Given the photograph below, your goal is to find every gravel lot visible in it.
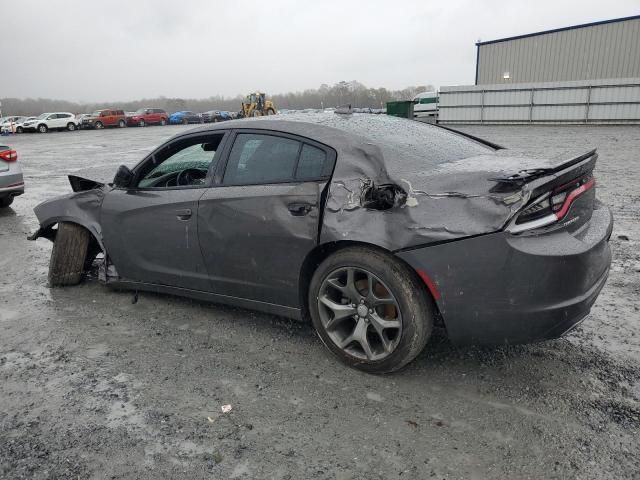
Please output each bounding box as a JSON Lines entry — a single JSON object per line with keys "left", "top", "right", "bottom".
{"left": 1, "top": 123, "right": 639, "bottom": 479}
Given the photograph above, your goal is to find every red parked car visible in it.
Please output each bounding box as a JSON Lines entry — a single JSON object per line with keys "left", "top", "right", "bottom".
{"left": 126, "top": 108, "right": 168, "bottom": 127}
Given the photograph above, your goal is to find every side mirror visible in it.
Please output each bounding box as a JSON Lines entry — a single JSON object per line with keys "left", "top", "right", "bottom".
{"left": 113, "top": 165, "right": 133, "bottom": 188}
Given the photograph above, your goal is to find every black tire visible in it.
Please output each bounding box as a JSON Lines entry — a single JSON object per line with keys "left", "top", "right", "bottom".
{"left": 308, "top": 247, "right": 434, "bottom": 373}
{"left": 95, "top": 121, "right": 104, "bottom": 129}
{"left": 0, "top": 196, "right": 14, "bottom": 208}
{"left": 182, "top": 118, "right": 189, "bottom": 125}
{"left": 118, "top": 119, "right": 126, "bottom": 128}
{"left": 48, "top": 222, "right": 90, "bottom": 287}
{"left": 138, "top": 119, "right": 145, "bottom": 127}
{"left": 16, "top": 126, "right": 23, "bottom": 134}
{"left": 160, "top": 118, "right": 167, "bottom": 126}
{"left": 67, "top": 122, "right": 76, "bottom": 131}
{"left": 38, "top": 124, "right": 48, "bottom": 133}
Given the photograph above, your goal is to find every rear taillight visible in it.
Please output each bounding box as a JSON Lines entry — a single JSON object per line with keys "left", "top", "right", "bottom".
{"left": 553, "top": 177, "right": 595, "bottom": 220}
{"left": 0, "top": 149, "right": 18, "bottom": 162}
{"left": 507, "top": 175, "right": 595, "bottom": 233}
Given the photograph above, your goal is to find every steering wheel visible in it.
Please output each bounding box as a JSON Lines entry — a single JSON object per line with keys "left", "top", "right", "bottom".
{"left": 176, "top": 168, "right": 207, "bottom": 186}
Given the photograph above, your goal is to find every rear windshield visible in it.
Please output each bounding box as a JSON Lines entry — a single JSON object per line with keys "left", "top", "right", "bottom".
{"left": 277, "top": 113, "right": 493, "bottom": 169}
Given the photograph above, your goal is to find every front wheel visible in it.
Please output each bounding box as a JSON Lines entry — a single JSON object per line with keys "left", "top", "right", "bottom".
{"left": 118, "top": 119, "right": 126, "bottom": 128}
{"left": 38, "top": 124, "right": 48, "bottom": 133}
{"left": 138, "top": 119, "right": 145, "bottom": 127}
{"left": 94, "top": 121, "right": 104, "bottom": 129}
{"left": 308, "top": 247, "right": 434, "bottom": 373}
{"left": 16, "top": 126, "right": 23, "bottom": 134}
{"left": 160, "top": 118, "right": 166, "bottom": 126}
{"left": 48, "top": 222, "right": 90, "bottom": 286}
{"left": 182, "top": 118, "right": 188, "bottom": 125}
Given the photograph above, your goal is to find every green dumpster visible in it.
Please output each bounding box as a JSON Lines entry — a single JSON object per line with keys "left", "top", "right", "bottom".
{"left": 386, "top": 100, "right": 414, "bottom": 119}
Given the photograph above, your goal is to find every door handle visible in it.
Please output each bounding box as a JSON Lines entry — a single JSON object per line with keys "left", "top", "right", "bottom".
{"left": 287, "top": 202, "right": 313, "bottom": 216}
{"left": 175, "top": 208, "right": 192, "bottom": 220}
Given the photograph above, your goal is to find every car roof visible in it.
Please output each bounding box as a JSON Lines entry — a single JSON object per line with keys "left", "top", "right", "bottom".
{"left": 185, "top": 113, "right": 495, "bottom": 164}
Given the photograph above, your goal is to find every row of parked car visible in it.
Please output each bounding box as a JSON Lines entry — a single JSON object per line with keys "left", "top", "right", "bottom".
{"left": 0, "top": 108, "right": 236, "bottom": 134}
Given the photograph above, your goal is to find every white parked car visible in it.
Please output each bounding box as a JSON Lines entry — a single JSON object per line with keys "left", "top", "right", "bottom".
{"left": 1, "top": 116, "right": 37, "bottom": 134}
{"left": 22, "top": 113, "right": 79, "bottom": 133}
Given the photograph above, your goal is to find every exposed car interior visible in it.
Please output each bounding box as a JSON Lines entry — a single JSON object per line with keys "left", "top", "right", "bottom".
{"left": 137, "top": 134, "right": 223, "bottom": 188}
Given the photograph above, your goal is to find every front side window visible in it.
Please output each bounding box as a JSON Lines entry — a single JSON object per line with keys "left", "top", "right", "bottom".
{"left": 223, "top": 134, "right": 301, "bottom": 185}
{"left": 137, "top": 134, "right": 224, "bottom": 189}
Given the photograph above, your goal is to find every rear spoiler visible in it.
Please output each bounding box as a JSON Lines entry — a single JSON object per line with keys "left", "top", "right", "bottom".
{"left": 491, "top": 149, "right": 597, "bottom": 186}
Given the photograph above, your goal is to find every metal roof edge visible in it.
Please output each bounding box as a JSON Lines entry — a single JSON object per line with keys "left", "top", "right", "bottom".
{"left": 476, "top": 14, "right": 640, "bottom": 46}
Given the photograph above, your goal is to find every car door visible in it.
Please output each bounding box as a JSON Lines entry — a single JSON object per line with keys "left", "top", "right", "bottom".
{"left": 58, "top": 113, "right": 71, "bottom": 128}
{"left": 47, "top": 114, "right": 60, "bottom": 128}
{"left": 198, "top": 130, "right": 336, "bottom": 307}
{"left": 101, "top": 131, "right": 228, "bottom": 290}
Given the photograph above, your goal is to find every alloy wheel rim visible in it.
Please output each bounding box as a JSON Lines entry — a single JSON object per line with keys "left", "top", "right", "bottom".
{"left": 317, "top": 267, "right": 402, "bottom": 361}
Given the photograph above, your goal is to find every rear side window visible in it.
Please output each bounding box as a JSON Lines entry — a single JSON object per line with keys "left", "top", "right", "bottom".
{"left": 224, "top": 133, "right": 300, "bottom": 185}
{"left": 296, "top": 144, "right": 329, "bottom": 179}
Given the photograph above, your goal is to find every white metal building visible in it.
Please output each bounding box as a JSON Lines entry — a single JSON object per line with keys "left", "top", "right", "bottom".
{"left": 475, "top": 15, "right": 640, "bottom": 86}
{"left": 438, "top": 15, "right": 640, "bottom": 124}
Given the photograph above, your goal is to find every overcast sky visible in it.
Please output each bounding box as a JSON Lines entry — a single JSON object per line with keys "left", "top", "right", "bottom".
{"left": 2, "top": 0, "right": 638, "bottom": 101}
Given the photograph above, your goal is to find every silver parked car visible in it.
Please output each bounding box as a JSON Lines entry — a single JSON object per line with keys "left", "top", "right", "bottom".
{"left": 0, "top": 145, "right": 24, "bottom": 208}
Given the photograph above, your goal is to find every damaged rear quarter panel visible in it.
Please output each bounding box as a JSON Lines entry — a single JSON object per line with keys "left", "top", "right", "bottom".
{"left": 248, "top": 114, "right": 533, "bottom": 251}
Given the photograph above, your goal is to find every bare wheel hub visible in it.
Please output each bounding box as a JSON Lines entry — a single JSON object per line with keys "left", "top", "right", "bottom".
{"left": 317, "top": 267, "right": 402, "bottom": 361}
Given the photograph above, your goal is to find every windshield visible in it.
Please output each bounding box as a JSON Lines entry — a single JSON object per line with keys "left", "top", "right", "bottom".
{"left": 135, "top": 109, "right": 146, "bottom": 114}
{"left": 91, "top": 111, "right": 102, "bottom": 117}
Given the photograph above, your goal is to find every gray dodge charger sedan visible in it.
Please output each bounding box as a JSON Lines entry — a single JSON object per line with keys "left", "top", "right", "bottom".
{"left": 30, "top": 114, "right": 613, "bottom": 372}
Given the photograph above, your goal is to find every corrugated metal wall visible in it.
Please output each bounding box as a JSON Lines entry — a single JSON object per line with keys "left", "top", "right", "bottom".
{"left": 476, "top": 16, "right": 640, "bottom": 85}
{"left": 439, "top": 78, "right": 640, "bottom": 124}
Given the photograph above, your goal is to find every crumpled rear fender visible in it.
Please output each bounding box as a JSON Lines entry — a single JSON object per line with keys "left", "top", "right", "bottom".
{"left": 29, "top": 188, "right": 106, "bottom": 251}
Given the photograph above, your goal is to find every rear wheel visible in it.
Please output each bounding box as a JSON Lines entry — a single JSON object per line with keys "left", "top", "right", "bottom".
{"left": 38, "top": 124, "right": 48, "bottom": 133}
{"left": 48, "top": 222, "right": 90, "bottom": 286}
{"left": 309, "top": 247, "right": 434, "bottom": 373}
{"left": 67, "top": 122, "right": 76, "bottom": 131}
{"left": 160, "top": 118, "right": 167, "bottom": 126}
{"left": 0, "top": 197, "right": 14, "bottom": 208}
{"left": 182, "top": 118, "right": 189, "bottom": 125}
{"left": 138, "top": 119, "right": 145, "bottom": 127}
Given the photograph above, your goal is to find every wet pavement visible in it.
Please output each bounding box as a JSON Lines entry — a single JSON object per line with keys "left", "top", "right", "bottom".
{"left": 1, "top": 124, "right": 639, "bottom": 479}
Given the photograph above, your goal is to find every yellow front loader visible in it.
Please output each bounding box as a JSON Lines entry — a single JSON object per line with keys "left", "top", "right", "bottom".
{"left": 240, "top": 92, "right": 276, "bottom": 117}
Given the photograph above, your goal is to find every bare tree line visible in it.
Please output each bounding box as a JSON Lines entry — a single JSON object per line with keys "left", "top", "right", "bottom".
{"left": 1, "top": 81, "right": 434, "bottom": 116}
